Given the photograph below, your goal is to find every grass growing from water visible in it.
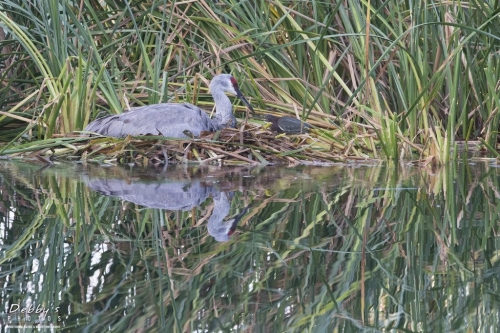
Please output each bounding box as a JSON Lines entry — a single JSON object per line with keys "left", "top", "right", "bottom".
{"left": 1, "top": 0, "right": 499, "bottom": 163}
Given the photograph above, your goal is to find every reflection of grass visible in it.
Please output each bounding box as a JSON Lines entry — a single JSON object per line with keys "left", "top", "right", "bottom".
{"left": 1, "top": 1, "right": 500, "bottom": 163}
{"left": 1, "top": 161, "right": 499, "bottom": 331}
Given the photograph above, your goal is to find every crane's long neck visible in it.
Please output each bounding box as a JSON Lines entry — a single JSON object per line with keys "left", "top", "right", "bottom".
{"left": 211, "top": 90, "right": 237, "bottom": 129}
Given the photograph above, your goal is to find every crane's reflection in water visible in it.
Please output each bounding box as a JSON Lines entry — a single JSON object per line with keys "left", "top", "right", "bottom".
{"left": 82, "top": 165, "right": 252, "bottom": 242}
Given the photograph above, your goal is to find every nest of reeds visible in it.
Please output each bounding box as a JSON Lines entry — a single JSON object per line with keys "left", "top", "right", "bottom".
{"left": 80, "top": 122, "right": 341, "bottom": 166}
{"left": 1, "top": 118, "right": 378, "bottom": 166}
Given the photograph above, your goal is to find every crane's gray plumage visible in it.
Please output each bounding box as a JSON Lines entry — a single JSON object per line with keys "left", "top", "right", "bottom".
{"left": 84, "top": 74, "right": 254, "bottom": 138}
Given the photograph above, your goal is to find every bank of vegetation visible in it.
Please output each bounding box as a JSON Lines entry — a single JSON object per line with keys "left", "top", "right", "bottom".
{"left": 1, "top": 0, "right": 499, "bottom": 165}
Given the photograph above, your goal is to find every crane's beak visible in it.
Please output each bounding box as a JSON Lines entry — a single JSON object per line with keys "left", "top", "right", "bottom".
{"left": 236, "top": 90, "right": 255, "bottom": 115}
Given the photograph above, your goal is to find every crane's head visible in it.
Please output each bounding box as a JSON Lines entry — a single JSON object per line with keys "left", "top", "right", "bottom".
{"left": 210, "top": 74, "right": 255, "bottom": 115}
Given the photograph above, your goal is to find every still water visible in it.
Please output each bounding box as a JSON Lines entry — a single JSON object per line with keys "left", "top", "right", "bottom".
{"left": 0, "top": 159, "right": 499, "bottom": 332}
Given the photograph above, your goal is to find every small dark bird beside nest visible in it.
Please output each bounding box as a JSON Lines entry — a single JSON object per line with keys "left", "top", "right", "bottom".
{"left": 265, "top": 115, "right": 312, "bottom": 134}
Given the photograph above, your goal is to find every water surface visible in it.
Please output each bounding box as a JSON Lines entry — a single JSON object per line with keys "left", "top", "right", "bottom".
{"left": 1, "top": 159, "right": 499, "bottom": 332}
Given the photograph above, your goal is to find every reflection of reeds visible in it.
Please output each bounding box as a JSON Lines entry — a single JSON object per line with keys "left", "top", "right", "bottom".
{"left": 1, "top": 161, "right": 499, "bottom": 331}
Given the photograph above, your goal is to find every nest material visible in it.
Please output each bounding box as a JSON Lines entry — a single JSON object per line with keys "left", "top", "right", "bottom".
{"left": 81, "top": 123, "right": 348, "bottom": 165}
{"left": 3, "top": 121, "right": 376, "bottom": 165}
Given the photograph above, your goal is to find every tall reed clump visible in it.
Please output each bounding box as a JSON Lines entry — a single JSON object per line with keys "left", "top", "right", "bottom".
{"left": 0, "top": 0, "right": 121, "bottom": 145}
{"left": 1, "top": 0, "right": 499, "bottom": 162}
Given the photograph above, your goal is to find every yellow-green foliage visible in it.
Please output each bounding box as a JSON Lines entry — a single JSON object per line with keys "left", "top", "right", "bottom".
{"left": 1, "top": 0, "right": 499, "bottom": 162}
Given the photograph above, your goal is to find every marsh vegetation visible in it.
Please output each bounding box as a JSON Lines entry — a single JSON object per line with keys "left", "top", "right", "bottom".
{"left": 1, "top": 0, "right": 499, "bottom": 164}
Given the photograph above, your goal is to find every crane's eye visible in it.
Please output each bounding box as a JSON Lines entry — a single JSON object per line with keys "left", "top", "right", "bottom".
{"left": 230, "top": 77, "right": 239, "bottom": 89}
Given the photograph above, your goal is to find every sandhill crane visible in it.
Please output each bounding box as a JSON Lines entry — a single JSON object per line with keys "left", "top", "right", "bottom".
{"left": 84, "top": 74, "right": 254, "bottom": 138}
